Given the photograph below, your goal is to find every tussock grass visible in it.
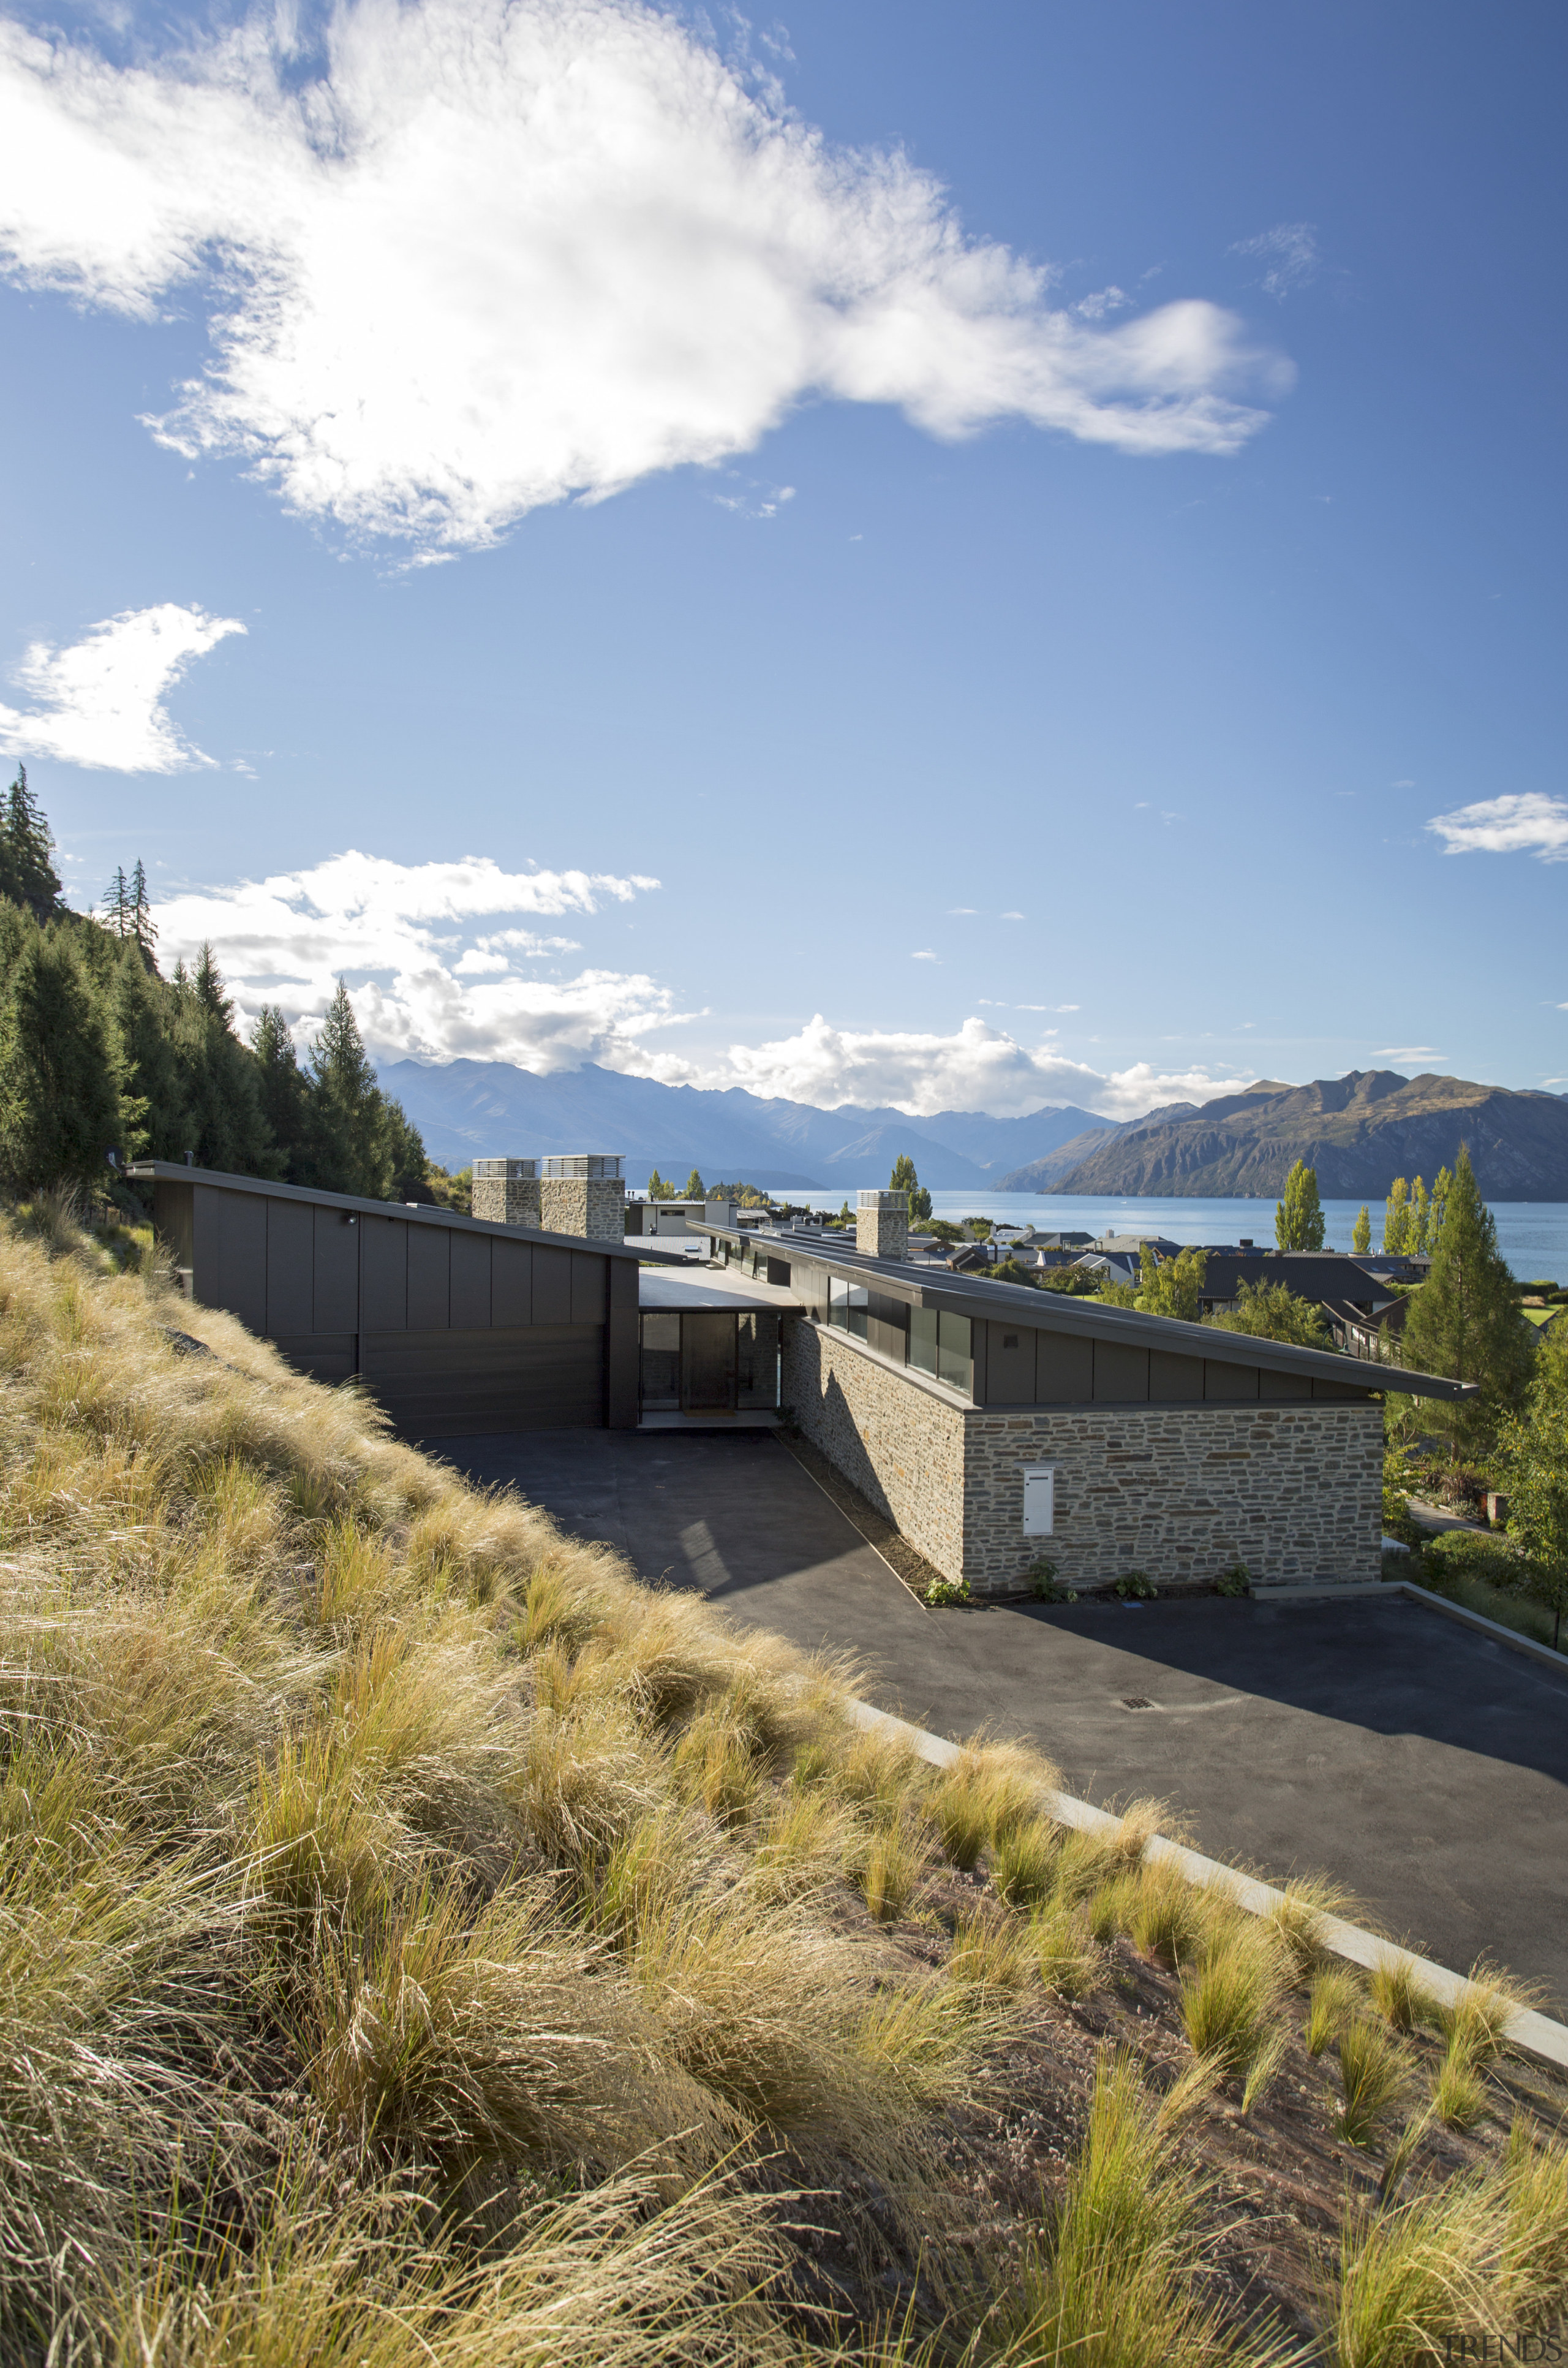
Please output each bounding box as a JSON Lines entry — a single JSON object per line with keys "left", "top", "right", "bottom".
{"left": 1368, "top": 1953, "right": 1446, "bottom": 2034}
{"left": 861, "top": 1814, "right": 929, "bottom": 1924}
{"left": 1305, "top": 1965, "right": 1363, "bottom": 2057}
{"left": 1268, "top": 1873, "right": 1362, "bottom": 1979}
{"left": 999, "top": 2051, "right": 1295, "bottom": 2368}
{"left": 1178, "top": 1916, "right": 1289, "bottom": 2087}
{"left": 1336, "top": 2018, "right": 1415, "bottom": 2147}
{"left": 928, "top": 1742, "right": 1050, "bottom": 1871}
{"left": 990, "top": 1812, "right": 1060, "bottom": 1910}
{"left": 1030, "top": 1896, "right": 1102, "bottom": 2000}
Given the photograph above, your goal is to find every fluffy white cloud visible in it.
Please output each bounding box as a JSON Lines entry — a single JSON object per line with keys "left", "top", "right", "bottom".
{"left": 0, "top": 0, "right": 1287, "bottom": 554}
{"left": 1426, "top": 793, "right": 1568, "bottom": 862}
{"left": 0, "top": 603, "right": 243, "bottom": 770}
{"left": 644, "top": 1012, "right": 1242, "bottom": 1121}
{"left": 154, "top": 850, "right": 670, "bottom": 1070}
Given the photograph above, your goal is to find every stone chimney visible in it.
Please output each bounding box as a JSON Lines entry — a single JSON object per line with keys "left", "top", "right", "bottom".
{"left": 856, "top": 1188, "right": 909, "bottom": 1261}
{"left": 540, "top": 1154, "right": 625, "bottom": 1243}
{"left": 472, "top": 1158, "right": 540, "bottom": 1226}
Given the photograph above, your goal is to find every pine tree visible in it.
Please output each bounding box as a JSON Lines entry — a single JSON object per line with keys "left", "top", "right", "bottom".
{"left": 1352, "top": 1205, "right": 1372, "bottom": 1256}
{"left": 130, "top": 862, "right": 157, "bottom": 967}
{"left": 110, "top": 942, "right": 187, "bottom": 1160}
{"left": 1383, "top": 1178, "right": 1412, "bottom": 1255}
{"left": 308, "top": 982, "right": 391, "bottom": 1198}
{"left": 1275, "top": 1159, "right": 1325, "bottom": 1250}
{"left": 251, "top": 1007, "right": 312, "bottom": 1181}
{"left": 102, "top": 868, "right": 132, "bottom": 937}
{"left": 0, "top": 766, "right": 63, "bottom": 925}
{"left": 170, "top": 950, "right": 272, "bottom": 1175}
{"left": 0, "top": 919, "right": 122, "bottom": 1189}
{"left": 1400, "top": 1146, "right": 1533, "bottom": 1458}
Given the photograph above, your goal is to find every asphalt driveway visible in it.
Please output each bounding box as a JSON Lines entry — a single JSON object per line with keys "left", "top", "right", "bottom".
{"left": 437, "top": 1427, "right": 1568, "bottom": 2006}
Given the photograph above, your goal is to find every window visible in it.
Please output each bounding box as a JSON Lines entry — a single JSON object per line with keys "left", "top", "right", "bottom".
{"left": 828, "top": 1276, "right": 869, "bottom": 1337}
{"left": 639, "top": 1311, "right": 680, "bottom": 1409}
{"left": 909, "top": 1306, "right": 939, "bottom": 1376}
{"left": 938, "top": 1311, "right": 973, "bottom": 1394}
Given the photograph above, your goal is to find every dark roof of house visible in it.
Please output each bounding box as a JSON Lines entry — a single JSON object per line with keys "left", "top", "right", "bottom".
{"left": 126, "top": 1160, "right": 685, "bottom": 1264}
{"left": 699, "top": 1220, "right": 1474, "bottom": 1401}
{"left": 1197, "top": 1252, "right": 1397, "bottom": 1306}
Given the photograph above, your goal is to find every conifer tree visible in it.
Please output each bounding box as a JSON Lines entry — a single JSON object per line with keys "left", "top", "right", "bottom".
{"left": 110, "top": 943, "right": 187, "bottom": 1160}
{"left": 251, "top": 1007, "right": 312, "bottom": 1181}
{"left": 102, "top": 868, "right": 132, "bottom": 937}
{"left": 1494, "top": 1322, "right": 1568, "bottom": 1649}
{"left": 1275, "top": 1159, "right": 1325, "bottom": 1250}
{"left": 1400, "top": 1146, "right": 1533, "bottom": 1457}
{"left": 171, "top": 948, "right": 271, "bottom": 1174}
{"left": 1352, "top": 1205, "right": 1372, "bottom": 1256}
{"left": 0, "top": 919, "right": 121, "bottom": 1189}
{"left": 309, "top": 982, "right": 391, "bottom": 1197}
{"left": 0, "top": 766, "right": 63, "bottom": 924}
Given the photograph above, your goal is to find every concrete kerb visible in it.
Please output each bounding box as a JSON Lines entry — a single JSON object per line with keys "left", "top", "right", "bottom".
{"left": 1392, "top": 1576, "right": 1568, "bottom": 1676}
{"left": 844, "top": 1695, "right": 1568, "bottom": 2076}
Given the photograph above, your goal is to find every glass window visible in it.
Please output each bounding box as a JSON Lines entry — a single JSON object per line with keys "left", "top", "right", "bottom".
{"left": 737, "top": 1312, "right": 780, "bottom": 1408}
{"left": 909, "top": 1306, "right": 939, "bottom": 1376}
{"left": 938, "top": 1311, "right": 973, "bottom": 1395}
{"left": 639, "top": 1311, "right": 680, "bottom": 1409}
{"left": 827, "top": 1276, "right": 869, "bottom": 1337}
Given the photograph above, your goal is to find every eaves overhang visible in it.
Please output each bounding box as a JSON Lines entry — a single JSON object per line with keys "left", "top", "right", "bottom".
{"left": 695, "top": 1222, "right": 1477, "bottom": 1403}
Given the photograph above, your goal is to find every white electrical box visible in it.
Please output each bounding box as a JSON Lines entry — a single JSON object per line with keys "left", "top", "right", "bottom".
{"left": 1022, "top": 1464, "right": 1057, "bottom": 1537}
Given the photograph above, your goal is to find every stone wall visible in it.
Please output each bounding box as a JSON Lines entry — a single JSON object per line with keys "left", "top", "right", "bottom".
{"left": 782, "top": 1322, "right": 968, "bottom": 1584}
{"left": 962, "top": 1401, "right": 1384, "bottom": 1595}
{"left": 783, "top": 1317, "right": 1383, "bottom": 1598}
{"left": 855, "top": 1192, "right": 909, "bottom": 1261}
{"left": 472, "top": 1174, "right": 541, "bottom": 1227}
{"left": 540, "top": 1174, "right": 625, "bottom": 1244}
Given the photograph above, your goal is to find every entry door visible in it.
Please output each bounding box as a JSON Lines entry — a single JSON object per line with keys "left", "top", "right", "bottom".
{"left": 681, "top": 1312, "right": 737, "bottom": 1412}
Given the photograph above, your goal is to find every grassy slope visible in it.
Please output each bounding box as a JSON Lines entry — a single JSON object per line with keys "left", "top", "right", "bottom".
{"left": 3, "top": 1206, "right": 1567, "bottom": 2366}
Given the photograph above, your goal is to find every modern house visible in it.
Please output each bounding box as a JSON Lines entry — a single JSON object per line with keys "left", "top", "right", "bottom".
{"left": 130, "top": 1161, "right": 1474, "bottom": 1601}
{"left": 694, "top": 1194, "right": 1471, "bottom": 1597}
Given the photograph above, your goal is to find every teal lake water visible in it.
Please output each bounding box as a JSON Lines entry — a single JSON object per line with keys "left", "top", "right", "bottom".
{"left": 793, "top": 1189, "right": 1568, "bottom": 1281}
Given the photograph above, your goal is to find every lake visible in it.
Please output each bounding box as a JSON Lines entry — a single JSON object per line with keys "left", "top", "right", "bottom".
{"left": 788, "top": 1189, "right": 1568, "bottom": 1282}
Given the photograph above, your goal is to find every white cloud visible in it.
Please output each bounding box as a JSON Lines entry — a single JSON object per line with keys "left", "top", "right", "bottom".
{"left": 910, "top": 948, "right": 938, "bottom": 961}
{"left": 0, "top": 0, "right": 1288, "bottom": 556}
{"left": 1373, "top": 1047, "right": 1444, "bottom": 1064}
{"left": 154, "top": 850, "right": 667, "bottom": 1068}
{"left": 1231, "top": 222, "right": 1321, "bottom": 300}
{"left": 1073, "top": 284, "right": 1129, "bottom": 321}
{"left": 1425, "top": 793, "right": 1568, "bottom": 863}
{"left": 0, "top": 603, "right": 243, "bottom": 770}
{"left": 647, "top": 1012, "right": 1245, "bottom": 1121}
{"left": 1000, "top": 909, "right": 1025, "bottom": 920}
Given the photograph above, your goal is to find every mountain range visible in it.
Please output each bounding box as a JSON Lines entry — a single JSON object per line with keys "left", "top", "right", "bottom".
{"left": 1011, "top": 1071, "right": 1568, "bottom": 1200}
{"left": 378, "top": 1058, "right": 1118, "bottom": 1189}
{"left": 379, "top": 1059, "right": 1568, "bottom": 1202}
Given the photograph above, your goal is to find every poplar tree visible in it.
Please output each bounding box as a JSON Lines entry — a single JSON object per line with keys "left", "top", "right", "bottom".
{"left": 1275, "top": 1159, "right": 1325, "bottom": 1250}
{"left": 1352, "top": 1205, "right": 1372, "bottom": 1256}
{"left": 1384, "top": 1178, "right": 1412, "bottom": 1255}
{"left": 1412, "top": 1176, "right": 1431, "bottom": 1255}
{"left": 1400, "top": 1146, "right": 1532, "bottom": 1456}
{"left": 682, "top": 1168, "right": 706, "bottom": 1200}
{"left": 889, "top": 1152, "right": 932, "bottom": 1222}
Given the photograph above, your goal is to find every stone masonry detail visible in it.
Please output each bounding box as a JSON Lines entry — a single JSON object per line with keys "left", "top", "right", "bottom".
{"left": 784, "top": 1320, "right": 1384, "bottom": 1597}
{"left": 856, "top": 1191, "right": 910, "bottom": 1261}
{"left": 540, "top": 1174, "right": 625, "bottom": 1244}
{"left": 472, "top": 1174, "right": 541, "bottom": 1227}
{"left": 783, "top": 1323, "right": 968, "bottom": 1584}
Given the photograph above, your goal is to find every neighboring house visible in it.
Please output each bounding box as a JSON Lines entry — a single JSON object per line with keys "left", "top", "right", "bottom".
{"left": 1071, "top": 1249, "right": 1142, "bottom": 1289}
{"left": 698, "top": 1197, "right": 1469, "bottom": 1600}
{"left": 1322, "top": 1293, "right": 1409, "bottom": 1361}
{"left": 1196, "top": 1252, "right": 1398, "bottom": 1322}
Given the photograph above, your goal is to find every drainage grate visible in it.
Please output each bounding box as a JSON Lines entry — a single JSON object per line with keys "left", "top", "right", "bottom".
{"left": 1120, "top": 1695, "right": 1154, "bottom": 1711}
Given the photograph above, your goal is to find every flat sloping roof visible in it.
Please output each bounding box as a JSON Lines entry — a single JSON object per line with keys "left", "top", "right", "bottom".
{"left": 127, "top": 1160, "right": 687, "bottom": 1264}
{"left": 699, "top": 1222, "right": 1473, "bottom": 1401}
{"left": 639, "top": 1266, "right": 804, "bottom": 1314}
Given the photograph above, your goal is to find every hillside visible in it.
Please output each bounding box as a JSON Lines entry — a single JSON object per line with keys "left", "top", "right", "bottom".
{"left": 7, "top": 1204, "right": 1567, "bottom": 2360}
{"left": 997, "top": 1103, "right": 1196, "bottom": 1192}
{"left": 1039, "top": 1072, "right": 1568, "bottom": 1200}
{"left": 379, "top": 1057, "right": 1110, "bottom": 1187}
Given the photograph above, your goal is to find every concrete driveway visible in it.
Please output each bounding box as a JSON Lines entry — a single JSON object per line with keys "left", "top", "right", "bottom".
{"left": 437, "top": 1428, "right": 1568, "bottom": 2005}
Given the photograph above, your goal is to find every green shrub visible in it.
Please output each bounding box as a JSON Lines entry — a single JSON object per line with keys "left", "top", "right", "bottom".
{"left": 1114, "top": 1572, "right": 1157, "bottom": 1601}
{"left": 924, "top": 1575, "right": 971, "bottom": 1608}
{"left": 1213, "top": 1564, "right": 1250, "bottom": 1597}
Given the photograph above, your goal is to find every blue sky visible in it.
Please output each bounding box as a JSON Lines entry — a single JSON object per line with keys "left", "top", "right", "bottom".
{"left": 1, "top": 0, "right": 1564, "bottom": 1119}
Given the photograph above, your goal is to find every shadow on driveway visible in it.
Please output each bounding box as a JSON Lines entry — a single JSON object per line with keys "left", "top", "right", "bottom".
{"left": 434, "top": 1428, "right": 1568, "bottom": 2005}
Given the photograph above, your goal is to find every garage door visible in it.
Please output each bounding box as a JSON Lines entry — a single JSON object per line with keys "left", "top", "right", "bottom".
{"left": 360, "top": 1324, "right": 605, "bottom": 1438}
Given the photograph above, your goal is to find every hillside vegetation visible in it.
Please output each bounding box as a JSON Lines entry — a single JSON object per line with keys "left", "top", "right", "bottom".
{"left": 1016, "top": 1071, "right": 1568, "bottom": 1200}
{"left": 4, "top": 1205, "right": 1568, "bottom": 2364}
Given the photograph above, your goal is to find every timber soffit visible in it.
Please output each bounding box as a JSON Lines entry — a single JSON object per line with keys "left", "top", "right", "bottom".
{"left": 125, "top": 1160, "right": 687, "bottom": 1266}
{"left": 695, "top": 1222, "right": 1474, "bottom": 1404}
